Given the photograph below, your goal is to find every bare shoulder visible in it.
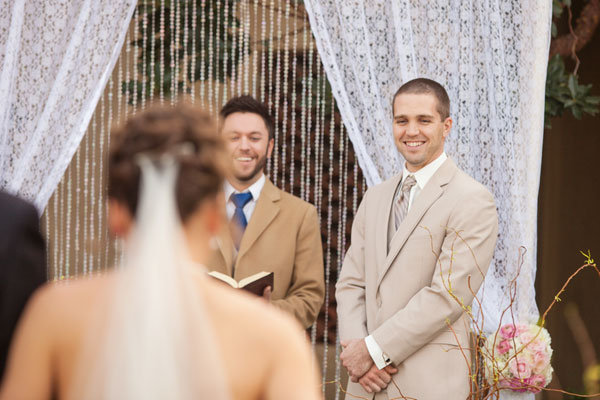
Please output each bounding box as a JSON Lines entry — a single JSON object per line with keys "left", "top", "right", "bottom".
{"left": 202, "top": 281, "right": 320, "bottom": 399}
{"left": 204, "top": 281, "right": 307, "bottom": 343}
{"left": 36, "top": 274, "right": 113, "bottom": 304}
{"left": 25, "top": 275, "right": 116, "bottom": 329}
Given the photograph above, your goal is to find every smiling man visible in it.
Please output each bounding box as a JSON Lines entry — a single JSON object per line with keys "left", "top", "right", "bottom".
{"left": 207, "top": 95, "right": 324, "bottom": 329}
{"left": 336, "top": 78, "right": 499, "bottom": 399}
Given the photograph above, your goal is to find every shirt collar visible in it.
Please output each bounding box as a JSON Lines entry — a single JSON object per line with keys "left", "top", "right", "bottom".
{"left": 224, "top": 173, "right": 266, "bottom": 202}
{"left": 402, "top": 152, "right": 447, "bottom": 190}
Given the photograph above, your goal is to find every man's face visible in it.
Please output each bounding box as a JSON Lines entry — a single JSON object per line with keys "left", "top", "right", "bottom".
{"left": 222, "top": 111, "right": 274, "bottom": 187}
{"left": 392, "top": 92, "right": 452, "bottom": 172}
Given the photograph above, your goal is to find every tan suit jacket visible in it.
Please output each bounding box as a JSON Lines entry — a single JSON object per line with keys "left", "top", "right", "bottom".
{"left": 207, "top": 178, "right": 325, "bottom": 329}
{"left": 337, "top": 158, "right": 498, "bottom": 400}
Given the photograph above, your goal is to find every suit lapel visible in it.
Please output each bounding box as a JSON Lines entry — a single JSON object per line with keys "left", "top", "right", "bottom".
{"left": 217, "top": 226, "right": 235, "bottom": 275}
{"left": 236, "top": 178, "right": 280, "bottom": 264}
{"left": 376, "top": 158, "right": 458, "bottom": 288}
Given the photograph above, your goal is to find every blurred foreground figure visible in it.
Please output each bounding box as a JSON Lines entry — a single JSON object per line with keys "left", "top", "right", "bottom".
{"left": 0, "top": 104, "right": 321, "bottom": 400}
{"left": 0, "top": 191, "right": 46, "bottom": 381}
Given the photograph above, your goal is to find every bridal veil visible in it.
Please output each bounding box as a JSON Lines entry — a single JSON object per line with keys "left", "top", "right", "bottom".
{"left": 74, "top": 154, "right": 230, "bottom": 399}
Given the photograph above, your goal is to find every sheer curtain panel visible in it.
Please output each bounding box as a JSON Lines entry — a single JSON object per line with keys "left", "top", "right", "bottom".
{"left": 304, "top": 1, "right": 551, "bottom": 396}
{"left": 0, "top": 0, "right": 136, "bottom": 211}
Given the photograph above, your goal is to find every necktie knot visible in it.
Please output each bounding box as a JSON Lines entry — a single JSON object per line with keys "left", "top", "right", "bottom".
{"left": 401, "top": 174, "right": 417, "bottom": 194}
{"left": 231, "top": 192, "right": 252, "bottom": 208}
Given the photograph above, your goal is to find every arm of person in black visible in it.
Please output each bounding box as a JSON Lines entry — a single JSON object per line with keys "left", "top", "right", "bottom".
{"left": 0, "top": 192, "right": 46, "bottom": 381}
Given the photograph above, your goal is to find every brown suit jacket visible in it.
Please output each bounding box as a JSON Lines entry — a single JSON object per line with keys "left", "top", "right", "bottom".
{"left": 336, "top": 158, "right": 498, "bottom": 400}
{"left": 207, "top": 178, "right": 325, "bottom": 329}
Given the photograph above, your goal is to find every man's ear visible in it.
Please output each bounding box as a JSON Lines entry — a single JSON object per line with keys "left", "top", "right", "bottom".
{"left": 267, "top": 137, "right": 275, "bottom": 158}
{"left": 107, "top": 199, "right": 133, "bottom": 237}
{"left": 442, "top": 117, "right": 453, "bottom": 139}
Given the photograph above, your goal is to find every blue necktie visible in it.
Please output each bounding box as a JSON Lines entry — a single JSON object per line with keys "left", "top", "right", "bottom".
{"left": 231, "top": 192, "right": 253, "bottom": 238}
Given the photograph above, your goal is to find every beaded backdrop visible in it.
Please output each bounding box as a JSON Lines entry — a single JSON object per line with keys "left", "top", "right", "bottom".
{"left": 41, "top": 1, "right": 366, "bottom": 397}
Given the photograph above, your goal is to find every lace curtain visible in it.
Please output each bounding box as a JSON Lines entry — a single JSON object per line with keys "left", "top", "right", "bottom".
{"left": 0, "top": 0, "right": 137, "bottom": 212}
{"left": 305, "top": 0, "right": 550, "bottom": 377}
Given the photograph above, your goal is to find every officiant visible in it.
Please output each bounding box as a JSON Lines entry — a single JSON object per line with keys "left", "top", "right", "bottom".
{"left": 206, "top": 95, "right": 324, "bottom": 329}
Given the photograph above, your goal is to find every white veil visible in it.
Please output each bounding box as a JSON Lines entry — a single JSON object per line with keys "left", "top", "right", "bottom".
{"left": 76, "top": 154, "right": 230, "bottom": 399}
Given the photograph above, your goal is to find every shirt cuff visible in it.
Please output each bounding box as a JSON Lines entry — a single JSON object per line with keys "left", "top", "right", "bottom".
{"left": 364, "top": 335, "right": 391, "bottom": 369}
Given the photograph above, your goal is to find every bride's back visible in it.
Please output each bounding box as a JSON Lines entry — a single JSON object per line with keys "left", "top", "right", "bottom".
{"left": 202, "top": 279, "right": 320, "bottom": 400}
{"left": 3, "top": 272, "right": 318, "bottom": 400}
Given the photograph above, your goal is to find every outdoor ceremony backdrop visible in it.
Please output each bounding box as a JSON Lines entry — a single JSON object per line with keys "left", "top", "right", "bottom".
{"left": 38, "top": 2, "right": 366, "bottom": 397}
{"left": 1, "top": 1, "right": 568, "bottom": 399}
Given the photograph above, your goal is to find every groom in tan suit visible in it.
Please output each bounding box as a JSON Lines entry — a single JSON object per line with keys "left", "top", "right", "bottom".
{"left": 337, "top": 78, "right": 498, "bottom": 399}
{"left": 207, "top": 95, "right": 324, "bottom": 329}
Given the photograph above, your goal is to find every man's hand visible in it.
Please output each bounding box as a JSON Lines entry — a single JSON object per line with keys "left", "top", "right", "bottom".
{"left": 358, "top": 365, "right": 398, "bottom": 393}
{"left": 340, "top": 339, "right": 373, "bottom": 382}
{"left": 262, "top": 286, "right": 272, "bottom": 301}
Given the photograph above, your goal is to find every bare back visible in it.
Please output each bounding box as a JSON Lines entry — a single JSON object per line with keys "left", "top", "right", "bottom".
{"left": 0, "top": 272, "right": 321, "bottom": 400}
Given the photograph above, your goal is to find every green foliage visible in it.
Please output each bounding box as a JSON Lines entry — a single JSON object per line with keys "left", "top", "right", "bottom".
{"left": 545, "top": 55, "right": 600, "bottom": 128}
{"left": 546, "top": 0, "right": 600, "bottom": 128}
{"left": 552, "top": 0, "right": 565, "bottom": 37}
{"left": 123, "top": 0, "right": 249, "bottom": 104}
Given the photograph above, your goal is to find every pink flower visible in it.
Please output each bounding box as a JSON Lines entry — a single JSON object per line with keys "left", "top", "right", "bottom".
{"left": 496, "top": 339, "right": 512, "bottom": 355}
{"left": 525, "top": 374, "right": 546, "bottom": 393}
{"left": 499, "top": 377, "right": 528, "bottom": 392}
{"left": 519, "top": 331, "right": 536, "bottom": 346}
{"left": 528, "top": 339, "right": 546, "bottom": 354}
{"left": 500, "top": 324, "right": 517, "bottom": 339}
{"left": 516, "top": 324, "right": 530, "bottom": 335}
{"left": 531, "top": 350, "right": 550, "bottom": 372}
{"left": 509, "top": 357, "right": 532, "bottom": 379}
{"left": 487, "top": 324, "right": 554, "bottom": 393}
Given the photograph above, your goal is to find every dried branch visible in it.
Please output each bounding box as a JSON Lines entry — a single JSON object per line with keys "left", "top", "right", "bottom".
{"left": 550, "top": 0, "right": 600, "bottom": 59}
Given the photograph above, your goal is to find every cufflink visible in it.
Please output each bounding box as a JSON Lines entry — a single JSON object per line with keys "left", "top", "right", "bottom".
{"left": 382, "top": 352, "right": 391, "bottom": 366}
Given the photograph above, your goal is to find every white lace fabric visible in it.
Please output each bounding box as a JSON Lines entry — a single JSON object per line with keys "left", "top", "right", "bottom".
{"left": 0, "top": 0, "right": 136, "bottom": 212}
{"left": 305, "top": 1, "right": 552, "bottom": 398}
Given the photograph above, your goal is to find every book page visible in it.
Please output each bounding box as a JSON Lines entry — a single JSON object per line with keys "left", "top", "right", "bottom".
{"left": 238, "top": 271, "right": 271, "bottom": 287}
{"left": 207, "top": 271, "right": 239, "bottom": 288}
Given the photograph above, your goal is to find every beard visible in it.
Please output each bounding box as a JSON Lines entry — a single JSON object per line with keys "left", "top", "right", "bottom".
{"left": 233, "top": 151, "right": 268, "bottom": 183}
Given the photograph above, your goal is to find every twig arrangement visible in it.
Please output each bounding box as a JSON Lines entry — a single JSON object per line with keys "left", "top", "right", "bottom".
{"left": 326, "top": 228, "right": 600, "bottom": 399}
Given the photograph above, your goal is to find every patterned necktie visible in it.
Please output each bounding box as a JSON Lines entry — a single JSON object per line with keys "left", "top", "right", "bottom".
{"left": 394, "top": 174, "right": 417, "bottom": 231}
{"left": 230, "top": 192, "right": 253, "bottom": 248}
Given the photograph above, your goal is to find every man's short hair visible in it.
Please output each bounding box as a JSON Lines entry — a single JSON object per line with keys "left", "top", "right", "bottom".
{"left": 392, "top": 78, "right": 450, "bottom": 120}
{"left": 220, "top": 95, "right": 275, "bottom": 141}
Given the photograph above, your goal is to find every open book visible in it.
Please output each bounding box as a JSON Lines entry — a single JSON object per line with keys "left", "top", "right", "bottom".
{"left": 207, "top": 271, "right": 274, "bottom": 296}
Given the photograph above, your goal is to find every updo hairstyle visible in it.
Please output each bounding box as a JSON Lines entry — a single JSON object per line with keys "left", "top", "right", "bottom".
{"left": 108, "top": 103, "right": 227, "bottom": 222}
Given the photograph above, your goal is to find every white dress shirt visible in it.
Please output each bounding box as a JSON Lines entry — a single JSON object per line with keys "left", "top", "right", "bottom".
{"left": 365, "top": 152, "right": 447, "bottom": 369}
{"left": 224, "top": 174, "right": 266, "bottom": 223}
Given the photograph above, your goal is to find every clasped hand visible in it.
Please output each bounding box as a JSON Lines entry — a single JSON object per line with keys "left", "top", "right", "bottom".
{"left": 340, "top": 339, "right": 398, "bottom": 393}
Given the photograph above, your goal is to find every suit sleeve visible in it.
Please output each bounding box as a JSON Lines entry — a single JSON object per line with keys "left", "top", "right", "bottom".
{"left": 372, "top": 188, "right": 498, "bottom": 365}
{"left": 335, "top": 189, "right": 369, "bottom": 341}
{"left": 0, "top": 199, "right": 46, "bottom": 380}
{"left": 270, "top": 205, "right": 324, "bottom": 329}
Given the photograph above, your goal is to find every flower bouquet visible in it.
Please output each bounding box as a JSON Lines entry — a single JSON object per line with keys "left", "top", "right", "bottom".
{"left": 484, "top": 323, "right": 554, "bottom": 394}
